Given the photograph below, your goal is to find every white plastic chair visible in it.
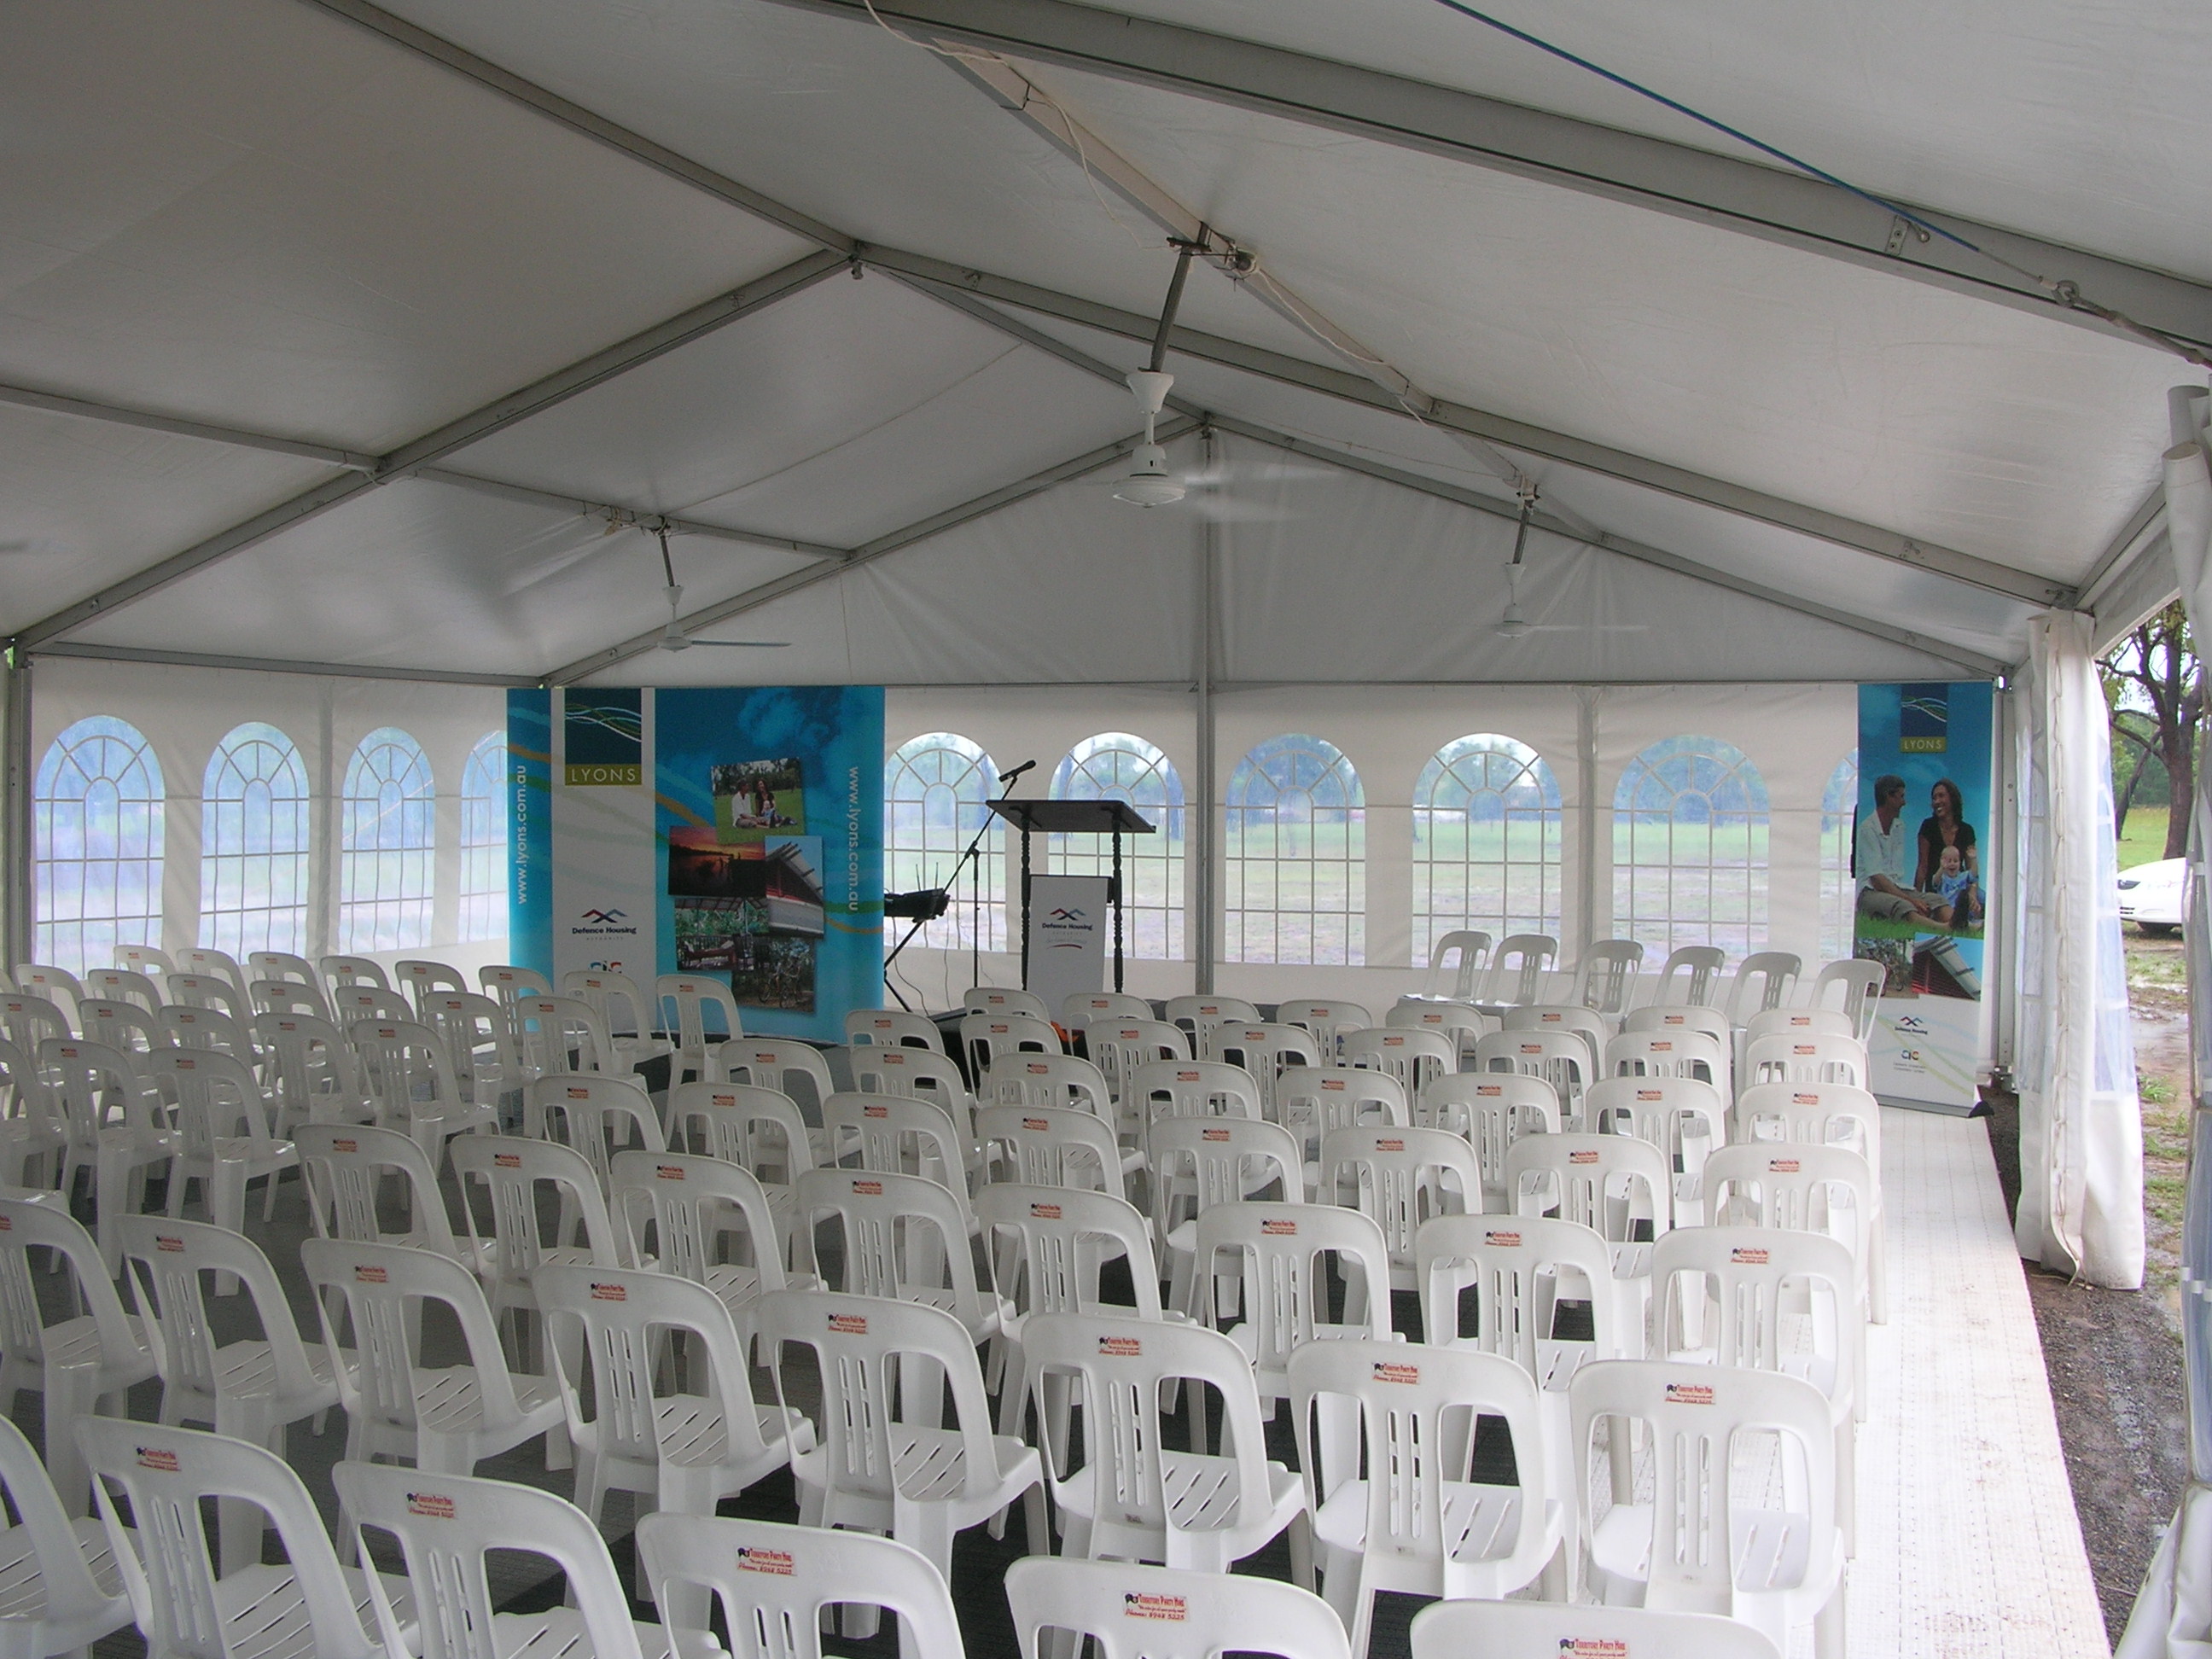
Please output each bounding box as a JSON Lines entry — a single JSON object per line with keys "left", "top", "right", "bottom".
{"left": 756, "top": 1287, "right": 1044, "bottom": 1576}
{"left": 1744, "top": 1004, "right": 1855, "bottom": 1047}
{"left": 1809, "top": 958, "right": 1886, "bottom": 1043}
{"left": 1147, "top": 1115, "right": 1305, "bottom": 1308}
{"left": 44, "top": 1037, "right": 178, "bottom": 1272}
{"left": 820, "top": 1091, "right": 970, "bottom": 1202}
{"left": 510, "top": 993, "right": 614, "bottom": 1077}
{"left": 1126, "top": 1058, "right": 1264, "bottom": 1128}
{"left": 537, "top": 1261, "right": 809, "bottom": 1526}
{"left": 1743, "top": 1031, "right": 1868, "bottom": 1089}
{"left": 119, "top": 1215, "right": 340, "bottom": 1571}
{"left": 965, "top": 986, "right": 1053, "bottom": 1021}
{"left": 794, "top": 1167, "right": 997, "bottom": 1342}
{"left": 976, "top": 1103, "right": 1125, "bottom": 1196}
{"left": 449, "top": 1134, "right": 626, "bottom": 1335}
{"left": 10, "top": 968, "right": 83, "bottom": 1031}
{"left": 157, "top": 1003, "right": 258, "bottom": 1069}
{"left": 0, "top": 1034, "right": 66, "bottom": 1191}
{"left": 163, "top": 972, "right": 250, "bottom": 1022}
{"left": 1007, "top": 1556, "right": 1347, "bottom": 1659}
{"left": 1704, "top": 1140, "right": 1887, "bottom": 1324}
{"left": 1190, "top": 1200, "right": 1392, "bottom": 1404}
{"left": 560, "top": 968, "right": 671, "bottom": 1071}
{"left": 296, "top": 1121, "right": 469, "bottom": 1263}
{"left": 1275, "top": 998, "right": 1373, "bottom": 1060}
{"left": 1201, "top": 1022, "right": 1322, "bottom": 1120}
{"left": 610, "top": 1149, "right": 795, "bottom": 1339}
{"left": 657, "top": 975, "right": 744, "bottom": 1083}
{"left": 0, "top": 1412, "right": 132, "bottom": 1658}
{"left": 1341, "top": 1026, "right": 1453, "bottom": 1098}
{"left": 1733, "top": 1080, "right": 1884, "bottom": 1175}
{"left": 1574, "top": 938, "right": 1644, "bottom": 1016}
{"left": 257, "top": 1011, "right": 373, "bottom": 1132}
{"left": 71, "top": 998, "right": 166, "bottom": 1057}
{"left": 335, "top": 1460, "right": 667, "bottom": 1659}
{"left": 174, "top": 946, "right": 247, "bottom": 999}
{"left": 960, "top": 1012, "right": 1063, "bottom": 1079}
{"left": 1501, "top": 1002, "right": 1610, "bottom": 1072}
{"left": 1604, "top": 1027, "right": 1728, "bottom": 1088}
{"left": 1383, "top": 1000, "right": 1492, "bottom": 1066}
{"left": 1423, "top": 928, "right": 1493, "bottom": 1000}
{"left": 851, "top": 1045, "right": 977, "bottom": 1136}
{"left": 641, "top": 1516, "right": 965, "bottom": 1659}
{"left": 0, "top": 993, "right": 71, "bottom": 1056}
{"left": 143, "top": 1048, "right": 297, "bottom": 1239}
{"left": 302, "top": 1237, "right": 567, "bottom": 1473}
{"left": 331, "top": 989, "right": 420, "bottom": 1031}
{"left": 1415, "top": 1071, "right": 1560, "bottom": 1207}
{"left": 1623, "top": 1003, "right": 1734, "bottom": 1095}
{"left": 477, "top": 963, "right": 552, "bottom": 1020}
{"left": 1569, "top": 1359, "right": 1845, "bottom": 1657}
{"left": 0, "top": 1199, "right": 157, "bottom": 1517}
{"left": 348, "top": 1018, "right": 496, "bottom": 1163}
{"left": 1022, "top": 1310, "right": 1308, "bottom": 1572}
{"left": 1319, "top": 1125, "right": 1482, "bottom": 1291}
{"left": 1584, "top": 1074, "right": 1729, "bottom": 1224}
{"left": 1058, "top": 990, "right": 1150, "bottom": 1031}
{"left": 1474, "top": 1029, "right": 1591, "bottom": 1128}
{"left": 524, "top": 1072, "right": 666, "bottom": 1189}
{"left": 394, "top": 958, "right": 469, "bottom": 1012}
{"left": 1083, "top": 1018, "right": 1188, "bottom": 1103}
{"left": 416, "top": 991, "right": 524, "bottom": 1113}
{"left": 846, "top": 1006, "right": 946, "bottom": 1051}
{"left": 1291, "top": 1338, "right": 1563, "bottom": 1654}
{"left": 250, "top": 977, "right": 331, "bottom": 1022}
{"left": 665, "top": 1082, "right": 820, "bottom": 1234}
{"left": 321, "top": 955, "right": 390, "bottom": 992}
{"left": 1409, "top": 1598, "right": 1780, "bottom": 1659}
{"left": 80, "top": 969, "right": 164, "bottom": 1018}
{"left": 720, "top": 1036, "right": 838, "bottom": 1120}
{"left": 1723, "top": 951, "right": 1802, "bottom": 1025}
{"left": 982, "top": 1051, "right": 1115, "bottom": 1123}
{"left": 1650, "top": 944, "right": 1728, "bottom": 1007}
{"left": 1417, "top": 1211, "right": 1627, "bottom": 1388}
{"left": 1162, "top": 994, "right": 1261, "bottom": 1036}
{"left": 1503, "top": 1131, "right": 1672, "bottom": 1278}
{"left": 1478, "top": 934, "right": 1557, "bottom": 1008}
{"left": 1277, "top": 1065, "right": 1410, "bottom": 1176}
{"left": 81, "top": 1417, "right": 410, "bottom": 1659}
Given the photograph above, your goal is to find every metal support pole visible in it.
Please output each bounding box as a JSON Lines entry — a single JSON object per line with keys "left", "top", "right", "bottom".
{"left": 3, "top": 653, "right": 33, "bottom": 969}
{"left": 1017, "top": 822, "right": 1033, "bottom": 988}
{"left": 1112, "top": 826, "right": 1126, "bottom": 993}
{"left": 1193, "top": 434, "right": 1220, "bottom": 994}
{"left": 1576, "top": 686, "right": 1602, "bottom": 952}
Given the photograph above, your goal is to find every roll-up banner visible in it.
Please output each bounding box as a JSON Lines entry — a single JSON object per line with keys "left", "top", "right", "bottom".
{"left": 509, "top": 686, "right": 883, "bottom": 1044}
{"left": 1854, "top": 682, "right": 1994, "bottom": 1110}
{"left": 1024, "top": 874, "right": 1112, "bottom": 1012}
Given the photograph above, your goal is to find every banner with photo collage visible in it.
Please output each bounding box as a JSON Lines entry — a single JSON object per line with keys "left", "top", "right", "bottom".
{"left": 509, "top": 685, "right": 884, "bottom": 1043}
{"left": 1854, "top": 681, "right": 1994, "bottom": 1109}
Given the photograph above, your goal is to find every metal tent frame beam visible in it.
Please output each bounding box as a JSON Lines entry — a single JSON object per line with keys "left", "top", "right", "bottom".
{"left": 294, "top": 0, "right": 2067, "bottom": 609}
{"left": 771, "top": 0, "right": 2212, "bottom": 358}
{"left": 29, "top": 642, "right": 533, "bottom": 688}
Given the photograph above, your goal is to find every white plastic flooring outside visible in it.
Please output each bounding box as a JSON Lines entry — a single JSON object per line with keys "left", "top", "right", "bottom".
{"left": 1845, "top": 1107, "right": 2108, "bottom": 1657}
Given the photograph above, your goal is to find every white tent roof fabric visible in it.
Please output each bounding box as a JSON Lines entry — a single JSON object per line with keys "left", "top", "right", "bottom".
{"left": 3, "top": 0, "right": 2206, "bottom": 684}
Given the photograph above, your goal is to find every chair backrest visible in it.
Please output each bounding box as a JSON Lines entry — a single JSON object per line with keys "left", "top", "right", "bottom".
{"left": 348, "top": 1017, "right": 467, "bottom": 1126}
{"left": 1584, "top": 1075, "right": 1728, "bottom": 1166}
{"left": 666, "top": 1081, "right": 818, "bottom": 1187}
{"left": 1289, "top": 1336, "right": 1555, "bottom": 1588}
{"left": 173, "top": 946, "right": 247, "bottom": 997}
{"left": 1651, "top": 945, "right": 1728, "bottom": 1007}
{"left": 335, "top": 1461, "right": 646, "bottom": 1659}
{"left": 964, "top": 985, "right": 1053, "bottom": 1020}
{"left": 1732, "top": 1080, "right": 1883, "bottom": 1170}
{"left": 1809, "top": 958, "right": 1886, "bottom": 1042}
{"left": 1743, "top": 1004, "right": 1855, "bottom": 1047}
{"left": 330, "top": 985, "right": 419, "bottom": 1027}
{"left": 1569, "top": 1359, "right": 1837, "bottom": 1610}
{"left": 819, "top": 1091, "right": 968, "bottom": 1195}
{"left": 1650, "top": 1225, "right": 1859, "bottom": 1395}
{"left": 982, "top": 1052, "right": 1114, "bottom": 1122}
{"left": 0, "top": 992, "right": 70, "bottom": 1052}
{"left": 142, "top": 1047, "right": 278, "bottom": 1164}
{"left": 1340, "top": 1026, "right": 1454, "bottom": 1097}
{"left": 959, "top": 1011, "right": 1062, "bottom": 1077}
{"left": 1022, "top": 1312, "right": 1275, "bottom": 1543}
{"left": 478, "top": 963, "right": 553, "bottom": 1009}
{"left": 641, "top": 1516, "right": 967, "bottom": 1659}
{"left": 1499, "top": 1002, "right": 1608, "bottom": 1071}
{"left": 119, "top": 1215, "right": 322, "bottom": 1417}
{"left": 1623, "top": 1001, "right": 1732, "bottom": 1049}
{"left": 1573, "top": 938, "right": 1644, "bottom": 1015}
{"left": 1473, "top": 1029, "right": 1590, "bottom": 1124}
{"left": 0, "top": 1196, "right": 148, "bottom": 1387}
{"left": 1006, "top": 1555, "right": 1349, "bottom": 1659}
{"left": 1200, "top": 1022, "right": 1321, "bottom": 1119}
{"left": 1423, "top": 928, "right": 1492, "bottom": 1000}
{"left": 320, "top": 954, "right": 389, "bottom": 992}
{"left": 756, "top": 1288, "right": 999, "bottom": 1506}
{"left": 1409, "top": 1598, "right": 1781, "bottom": 1659}
{"left": 558, "top": 967, "right": 655, "bottom": 1042}
{"left": 1275, "top": 1064, "right": 1409, "bottom": 1157}
{"left": 1274, "top": 998, "right": 1374, "bottom": 1060}
{"left": 73, "top": 997, "right": 166, "bottom": 1055}
{"left": 510, "top": 993, "right": 614, "bottom": 1076}
{"left": 418, "top": 990, "right": 522, "bottom": 1107}
{"left": 164, "top": 972, "right": 248, "bottom": 1022}
{"left": 1480, "top": 933, "right": 1557, "bottom": 1006}
{"left": 250, "top": 976, "right": 331, "bottom": 1022}
{"left": 609, "top": 1149, "right": 786, "bottom": 1297}
{"left": 249, "top": 949, "right": 321, "bottom": 983}
{"left": 976, "top": 1103, "right": 1124, "bottom": 1196}
{"left": 1319, "top": 1126, "right": 1481, "bottom": 1272}
{"left": 1603, "top": 1027, "right": 1727, "bottom": 1087}
{"left": 794, "top": 1167, "right": 990, "bottom": 1335}
{"left": 1383, "top": 999, "right": 1493, "bottom": 1061}
{"left": 1191, "top": 1201, "right": 1391, "bottom": 1383}
{"left": 1413, "top": 1071, "right": 1560, "bottom": 1199}
{"left": 295, "top": 1121, "right": 462, "bottom": 1256}
{"left": 1722, "top": 951, "right": 1802, "bottom": 1023}
{"left": 1126, "top": 1059, "right": 1263, "bottom": 1131}
{"left": 1144, "top": 1115, "right": 1303, "bottom": 1258}
{"left": 845, "top": 1006, "right": 946, "bottom": 1051}
{"left": 1417, "top": 1212, "right": 1621, "bottom": 1374}
{"left": 81, "top": 1417, "right": 375, "bottom": 1659}
{"left": 850, "top": 1044, "right": 975, "bottom": 1126}
{"left": 1503, "top": 1132, "right": 1672, "bottom": 1245}
{"left": 0, "top": 1033, "right": 58, "bottom": 1140}
{"left": 395, "top": 958, "right": 470, "bottom": 1011}
{"left": 1743, "top": 1030, "right": 1868, "bottom": 1089}
{"left": 1703, "top": 1142, "right": 1878, "bottom": 1250}
{"left": 656, "top": 975, "right": 745, "bottom": 1079}
{"left": 525, "top": 1072, "right": 666, "bottom": 1185}
{"left": 1083, "top": 1018, "right": 1189, "bottom": 1099}
{"left": 255, "top": 1010, "right": 370, "bottom": 1128}
{"left": 11, "top": 965, "right": 83, "bottom": 1027}
{"left": 41, "top": 1037, "right": 161, "bottom": 1150}
{"left": 1161, "top": 994, "right": 1262, "bottom": 1035}
{"left": 975, "top": 1183, "right": 1161, "bottom": 1321}
{"left": 1058, "top": 991, "right": 1150, "bottom": 1031}
{"left": 0, "top": 1412, "right": 125, "bottom": 1650}
{"left": 720, "top": 1037, "right": 837, "bottom": 1117}
{"left": 81, "top": 968, "right": 164, "bottom": 1016}
{"left": 451, "top": 1134, "right": 626, "bottom": 1278}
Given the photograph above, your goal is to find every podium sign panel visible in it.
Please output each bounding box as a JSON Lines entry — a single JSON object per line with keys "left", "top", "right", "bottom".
{"left": 1024, "top": 876, "right": 1111, "bottom": 1010}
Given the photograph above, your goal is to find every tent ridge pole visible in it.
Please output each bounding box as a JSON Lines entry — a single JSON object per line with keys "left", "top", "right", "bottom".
{"left": 1195, "top": 433, "right": 1219, "bottom": 995}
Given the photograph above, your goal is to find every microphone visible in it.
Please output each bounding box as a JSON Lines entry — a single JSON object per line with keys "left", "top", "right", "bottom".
{"left": 1000, "top": 759, "right": 1038, "bottom": 783}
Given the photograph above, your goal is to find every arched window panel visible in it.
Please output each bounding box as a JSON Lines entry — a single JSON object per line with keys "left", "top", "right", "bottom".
{"left": 1225, "top": 733, "right": 1365, "bottom": 966}
{"left": 1612, "top": 735, "right": 1771, "bottom": 958}
{"left": 1048, "top": 733, "right": 1186, "bottom": 960}
{"left": 35, "top": 716, "right": 165, "bottom": 975}
{"left": 460, "top": 733, "right": 509, "bottom": 944}
{"left": 200, "top": 723, "right": 310, "bottom": 958}
{"left": 1411, "top": 732, "right": 1563, "bottom": 965}
{"left": 340, "top": 727, "right": 435, "bottom": 953}
{"left": 886, "top": 733, "right": 1004, "bottom": 952}
{"left": 1819, "top": 749, "right": 1860, "bottom": 963}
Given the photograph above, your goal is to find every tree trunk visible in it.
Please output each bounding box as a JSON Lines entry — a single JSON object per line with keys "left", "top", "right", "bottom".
{"left": 2116, "top": 764, "right": 2141, "bottom": 839}
{"left": 2167, "top": 730, "right": 2197, "bottom": 859}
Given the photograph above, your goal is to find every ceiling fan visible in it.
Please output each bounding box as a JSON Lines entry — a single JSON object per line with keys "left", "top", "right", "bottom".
{"left": 649, "top": 526, "right": 789, "bottom": 652}
{"left": 1495, "top": 492, "right": 1648, "bottom": 637}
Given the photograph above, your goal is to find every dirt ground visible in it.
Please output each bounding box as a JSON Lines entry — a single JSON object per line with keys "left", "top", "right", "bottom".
{"left": 1989, "top": 929, "right": 2192, "bottom": 1644}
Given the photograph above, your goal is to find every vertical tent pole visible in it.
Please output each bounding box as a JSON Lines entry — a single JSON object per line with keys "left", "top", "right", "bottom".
{"left": 311, "top": 682, "right": 337, "bottom": 962}
{"left": 1112, "top": 824, "right": 1126, "bottom": 992}
{"left": 1576, "top": 686, "right": 1601, "bottom": 952}
{"left": 3, "top": 652, "right": 32, "bottom": 969}
{"left": 1194, "top": 431, "right": 1219, "bottom": 995}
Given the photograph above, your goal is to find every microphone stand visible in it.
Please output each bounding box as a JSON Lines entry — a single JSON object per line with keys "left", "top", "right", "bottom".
{"left": 882, "top": 761, "right": 1033, "bottom": 1011}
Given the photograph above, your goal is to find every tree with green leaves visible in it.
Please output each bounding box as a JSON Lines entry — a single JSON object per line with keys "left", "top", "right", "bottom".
{"left": 2102, "top": 602, "right": 2202, "bottom": 859}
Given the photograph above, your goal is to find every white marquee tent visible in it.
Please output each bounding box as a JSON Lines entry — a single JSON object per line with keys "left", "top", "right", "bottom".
{"left": 6, "top": 2, "right": 2211, "bottom": 1639}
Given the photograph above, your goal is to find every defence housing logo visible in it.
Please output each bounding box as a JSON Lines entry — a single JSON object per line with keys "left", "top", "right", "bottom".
{"left": 572, "top": 905, "right": 638, "bottom": 938}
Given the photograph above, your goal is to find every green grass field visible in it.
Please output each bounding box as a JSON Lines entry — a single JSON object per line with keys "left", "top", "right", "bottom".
{"left": 2119, "top": 806, "right": 2171, "bottom": 870}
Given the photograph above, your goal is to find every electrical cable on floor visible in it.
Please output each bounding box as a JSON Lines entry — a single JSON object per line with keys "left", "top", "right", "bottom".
{"left": 1424, "top": 0, "right": 2212, "bottom": 370}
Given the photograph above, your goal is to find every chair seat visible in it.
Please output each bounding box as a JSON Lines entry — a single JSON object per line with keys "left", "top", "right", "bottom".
{"left": 37, "top": 1313, "right": 158, "bottom": 1394}
{"left": 1314, "top": 1478, "right": 1544, "bottom": 1567}
{"left": 0, "top": 1515, "right": 131, "bottom": 1645}
{"left": 659, "top": 1399, "right": 812, "bottom": 1477}
{"left": 1055, "top": 1451, "right": 1303, "bottom": 1557}
{"left": 197, "top": 1339, "right": 341, "bottom": 1423}
{"left": 884, "top": 1424, "right": 1038, "bottom": 1522}
{"left": 491, "top": 1608, "right": 677, "bottom": 1659}
{"left": 212, "top": 1563, "right": 419, "bottom": 1659}
{"left": 416, "top": 1365, "right": 562, "bottom": 1438}
{"left": 1592, "top": 1501, "right": 1826, "bottom": 1598}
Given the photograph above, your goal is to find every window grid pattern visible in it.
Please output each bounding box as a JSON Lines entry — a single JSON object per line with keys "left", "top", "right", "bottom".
{"left": 1612, "top": 735, "right": 1770, "bottom": 958}
{"left": 340, "top": 728, "right": 435, "bottom": 952}
{"left": 1819, "top": 750, "right": 1860, "bottom": 963}
{"left": 460, "top": 733, "right": 508, "bottom": 943}
{"left": 887, "top": 733, "right": 1004, "bottom": 952}
{"left": 1048, "top": 733, "right": 1185, "bottom": 960}
{"left": 1225, "top": 734, "right": 1365, "bottom": 965}
{"left": 35, "top": 717, "right": 166, "bottom": 976}
{"left": 200, "top": 723, "right": 310, "bottom": 958}
{"left": 1411, "top": 733, "right": 1563, "bottom": 964}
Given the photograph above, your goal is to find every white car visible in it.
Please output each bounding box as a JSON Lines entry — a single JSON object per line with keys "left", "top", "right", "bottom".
{"left": 2118, "top": 857, "right": 2186, "bottom": 933}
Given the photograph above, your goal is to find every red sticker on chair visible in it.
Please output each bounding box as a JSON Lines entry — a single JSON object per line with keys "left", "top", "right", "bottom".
{"left": 155, "top": 1235, "right": 184, "bottom": 1253}
{"left": 1558, "top": 1641, "right": 1628, "bottom": 1657}
{"left": 1261, "top": 1219, "right": 1298, "bottom": 1236}
{"left": 1372, "top": 1360, "right": 1421, "bottom": 1385}
{"left": 1485, "top": 1230, "right": 1521, "bottom": 1248}
{"left": 1770, "top": 1158, "right": 1802, "bottom": 1173}
{"left": 1097, "top": 1334, "right": 1143, "bottom": 1356}
{"left": 1027, "top": 1062, "right": 1051, "bottom": 1074}
{"left": 1637, "top": 1090, "right": 1662, "bottom": 1101}
{"left": 1569, "top": 1150, "right": 1599, "bottom": 1165}
{"left": 1664, "top": 1382, "right": 1714, "bottom": 1406}
{"left": 712, "top": 1093, "right": 736, "bottom": 1107}
{"left": 355, "top": 1264, "right": 387, "bottom": 1283}
{"left": 1477, "top": 1084, "right": 1502, "bottom": 1097}
{"left": 736, "top": 1546, "right": 795, "bottom": 1575}
{"left": 881, "top": 1054, "right": 907, "bottom": 1068}
{"left": 137, "top": 1447, "right": 180, "bottom": 1472}
{"left": 829, "top": 1312, "right": 868, "bottom": 1334}
{"left": 406, "top": 1492, "right": 456, "bottom": 1519}
{"left": 495, "top": 1153, "right": 521, "bottom": 1168}
{"left": 1202, "top": 1127, "right": 1230, "bottom": 1142}
{"left": 853, "top": 1179, "right": 882, "bottom": 1196}
{"left": 1022, "top": 1118, "right": 1050, "bottom": 1131}
{"left": 657, "top": 1164, "right": 685, "bottom": 1180}
{"left": 1731, "top": 1247, "right": 1770, "bottom": 1266}
{"left": 864, "top": 1104, "right": 888, "bottom": 1118}
{"left": 1030, "top": 1202, "right": 1062, "bottom": 1220}
{"left": 1793, "top": 1092, "right": 1819, "bottom": 1105}
{"left": 1321, "top": 1078, "right": 1346, "bottom": 1092}
{"left": 1123, "top": 1593, "right": 1185, "bottom": 1621}
{"left": 1177, "top": 1070, "right": 1200, "bottom": 1082}
{"left": 333, "top": 1138, "right": 357, "bottom": 1154}
{"left": 1377, "top": 1138, "right": 1405, "bottom": 1151}
{"left": 591, "top": 1282, "right": 626, "bottom": 1301}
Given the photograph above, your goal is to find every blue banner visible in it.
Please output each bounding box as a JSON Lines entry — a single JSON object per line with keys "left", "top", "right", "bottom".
{"left": 508, "top": 690, "right": 553, "bottom": 975}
